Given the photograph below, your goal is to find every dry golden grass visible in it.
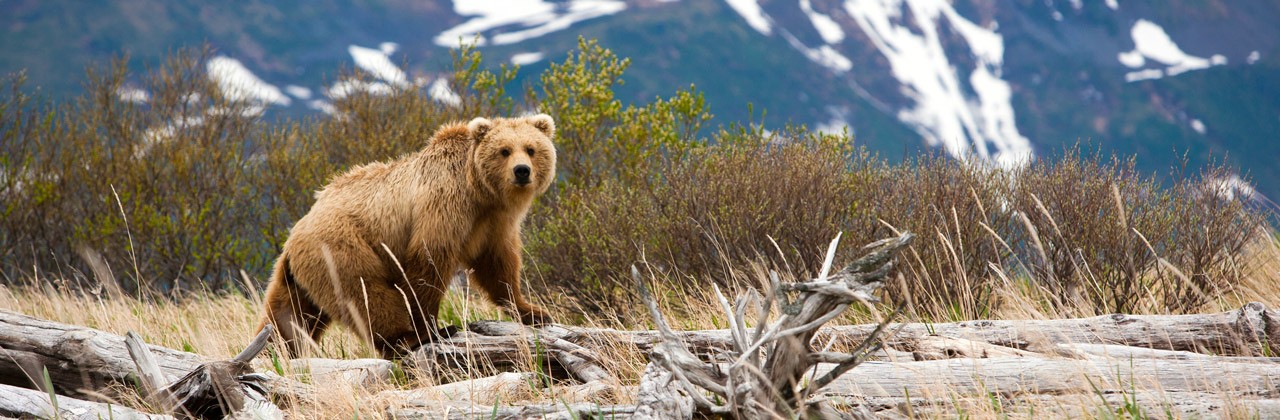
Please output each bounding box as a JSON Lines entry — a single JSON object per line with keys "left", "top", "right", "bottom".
{"left": 1, "top": 234, "right": 1278, "bottom": 418}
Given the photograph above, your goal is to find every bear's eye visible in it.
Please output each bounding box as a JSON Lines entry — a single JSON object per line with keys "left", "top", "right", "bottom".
{"left": 500, "top": 148, "right": 511, "bottom": 157}
{"left": 526, "top": 147, "right": 535, "bottom": 156}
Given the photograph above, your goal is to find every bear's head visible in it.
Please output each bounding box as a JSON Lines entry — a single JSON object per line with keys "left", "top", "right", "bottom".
{"left": 468, "top": 114, "right": 557, "bottom": 198}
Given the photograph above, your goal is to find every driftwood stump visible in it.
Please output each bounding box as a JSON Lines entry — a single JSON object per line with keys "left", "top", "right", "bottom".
{"left": 126, "top": 325, "right": 284, "bottom": 419}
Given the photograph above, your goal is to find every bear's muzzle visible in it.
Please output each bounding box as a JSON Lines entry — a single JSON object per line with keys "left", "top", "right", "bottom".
{"left": 513, "top": 165, "right": 532, "bottom": 186}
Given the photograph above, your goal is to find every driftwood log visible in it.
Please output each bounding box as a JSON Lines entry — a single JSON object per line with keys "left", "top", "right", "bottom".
{"left": 0, "top": 310, "right": 311, "bottom": 418}
{"left": 5, "top": 254, "right": 1280, "bottom": 419}
{"left": 389, "top": 301, "right": 1280, "bottom": 380}
{"left": 7, "top": 303, "right": 1280, "bottom": 418}
{"left": 0, "top": 310, "right": 203, "bottom": 398}
{"left": 405, "top": 320, "right": 619, "bottom": 392}
{"left": 843, "top": 391, "right": 1280, "bottom": 418}
{"left": 0, "top": 382, "right": 172, "bottom": 420}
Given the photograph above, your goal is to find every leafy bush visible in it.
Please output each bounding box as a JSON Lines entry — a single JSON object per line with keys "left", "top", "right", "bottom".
{"left": 0, "top": 41, "right": 1269, "bottom": 319}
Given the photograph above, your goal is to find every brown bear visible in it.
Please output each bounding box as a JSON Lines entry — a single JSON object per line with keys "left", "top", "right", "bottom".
{"left": 258, "top": 114, "right": 556, "bottom": 359}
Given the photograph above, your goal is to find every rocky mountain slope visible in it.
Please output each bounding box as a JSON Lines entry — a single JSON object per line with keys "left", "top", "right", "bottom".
{"left": 3, "top": 0, "right": 1277, "bottom": 198}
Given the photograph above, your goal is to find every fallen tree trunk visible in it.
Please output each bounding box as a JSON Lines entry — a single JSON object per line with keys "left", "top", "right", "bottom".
{"left": 821, "top": 301, "right": 1280, "bottom": 357}
{"left": 845, "top": 391, "right": 1280, "bottom": 418}
{"left": 0, "top": 310, "right": 203, "bottom": 398}
{"left": 814, "top": 357, "right": 1280, "bottom": 397}
{"left": 0, "top": 310, "right": 311, "bottom": 409}
{"left": 406, "top": 321, "right": 619, "bottom": 390}
{"left": 406, "top": 302, "right": 1280, "bottom": 370}
{"left": 0, "top": 383, "right": 172, "bottom": 420}
{"left": 386, "top": 402, "right": 637, "bottom": 420}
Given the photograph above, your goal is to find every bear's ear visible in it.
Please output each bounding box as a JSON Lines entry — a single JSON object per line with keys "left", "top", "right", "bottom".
{"left": 467, "top": 117, "right": 494, "bottom": 141}
{"left": 528, "top": 114, "right": 555, "bottom": 137}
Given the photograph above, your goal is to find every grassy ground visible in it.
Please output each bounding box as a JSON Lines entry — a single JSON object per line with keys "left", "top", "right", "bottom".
{"left": 1, "top": 233, "right": 1278, "bottom": 418}
{"left": 5, "top": 41, "right": 1280, "bottom": 419}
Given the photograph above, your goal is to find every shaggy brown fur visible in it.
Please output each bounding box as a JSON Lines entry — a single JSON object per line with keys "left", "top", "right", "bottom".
{"left": 258, "top": 115, "right": 557, "bottom": 358}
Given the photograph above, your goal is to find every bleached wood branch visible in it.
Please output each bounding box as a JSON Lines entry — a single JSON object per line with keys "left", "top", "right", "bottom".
{"left": 637, "top": 232, "right": 915, "bottom": 418}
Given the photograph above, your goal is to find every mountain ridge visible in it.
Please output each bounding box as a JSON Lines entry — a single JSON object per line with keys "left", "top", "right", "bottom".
{"left": 3, "top": 0, "right": 1276, "bottom": 198}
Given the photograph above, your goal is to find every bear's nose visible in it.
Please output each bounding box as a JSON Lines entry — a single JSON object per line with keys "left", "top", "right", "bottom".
{"left": 513, "top": 165, "right": 532, "bottom": 185}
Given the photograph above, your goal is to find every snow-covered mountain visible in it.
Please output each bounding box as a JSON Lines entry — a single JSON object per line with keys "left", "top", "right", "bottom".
{"left": 3, "top": 0, "right": 1278, "bottom": 198}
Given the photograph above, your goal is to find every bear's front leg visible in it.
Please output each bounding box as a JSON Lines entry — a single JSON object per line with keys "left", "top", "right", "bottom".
{"left": 471, "top": 236, "right": 552, "bottom": 326}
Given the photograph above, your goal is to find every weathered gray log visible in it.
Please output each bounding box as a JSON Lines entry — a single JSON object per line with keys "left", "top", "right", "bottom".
{"left": 820, "top": 301, "right": 1280, "bottom": 357}
{"left": 386, "top": 402, "right": 637, "bottom": 420}
{"left": 633, "top": 362, "right": 694, "bottom": 420}
{"left": 423, "top": 301, "right": 1280, "bottom": 366}
{"left": 0, "top": 310, "right": 311, "bottom": 408}
{"left": 842, "top": 391, "right": 1280, "bottom": 418}
{"left": 1057, "top": 342, "right": 1280, "bottom": 362}
{"left": 0, "top": 383, "right": 172, "bottom": 420}
{"left": 381, "top": 372, "right": 536, "bottom": 404}
{"left": 813, "top": 357, "right": 1280, "bottom": 397}
{"left": 906, "top": 335, "right": 1043, "bottom": 361}
{"left": 406, "top": 320, "right": 618, "bottom": 389}
{"left": 0, "top": 310, "right": 203, "bottom": 398}
{"left": 274, "top": 358, "right": 395, "bottom": 386}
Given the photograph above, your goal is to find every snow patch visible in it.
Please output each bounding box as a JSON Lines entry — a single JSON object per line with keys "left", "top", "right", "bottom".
{"left": 140, "top": 115, "right": 205, "bottom": 157}
{"left": 800, "top": 0, "right": 845, "bottom": 44}
{"left": 1118, "top": 20, "right": 1226, "bottom": 82}
{"left": 308, "top": 99, "right": 336, "bottom": 115}
{"left": 807, "top": 45, "right": 854, "bottom": 73}
{"left": 327, "top": 79, "right": 393, "bottom": 99}
{"left": 1190, "top": 119, "right": 1206, "bottom": 135}
{"left": 285, "top": 85, "right": 312, "bottom": 100}
{"left": 1124, "top": 69, "right": 1163, "bottom": 82}
{"left": 511, "top": 52, "right": 546, "bottom": 66}
{"left": 435, "top": 0, "right": 626, "bottom": 47}
{"left": 349, "top": 44, "right": 409, "bottom": 86}
{"left": 1128, "top": 20, "right": 1190, "bottom": 65}
{"left": 778, "top": 30, "right": 854, "bottom": 73}
{"left": 844, "top": 0, "right": 1033, "bottom": 168}
{"left": 116, "top": 87, "right": 150, "bottom": 104}
{"left": 1205, "top": 175, "right": 1256, "bottom": 201}
{"left": 429, "top": 79, "right": 462, "bottom": 107}
{"left": 725, "top": 0, "right": 772, "bottom": 35}
{"left": 813, "top": 117, "right": 850, "bottom": 135}
{"left": 207, "top": 105, "right": 266, "bottom": 118}
{"left": 1247, "top": 50, "right": 1261, "bottom": 65}
{"left": 206, "top": 56, "right": 290, "bottom": 106}
{"left": 1117, "top": 50, "right": 1145, "bottom": 68}
{"left": 379, "top": 42, "right": 399, "bottom": 55}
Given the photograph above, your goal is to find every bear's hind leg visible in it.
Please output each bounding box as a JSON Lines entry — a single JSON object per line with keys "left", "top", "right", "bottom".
{"left": 370, "top": 278, "right": 446, "bottom": 359}
{"left": 262, "top": 277, "right": 330, "bottom": 357}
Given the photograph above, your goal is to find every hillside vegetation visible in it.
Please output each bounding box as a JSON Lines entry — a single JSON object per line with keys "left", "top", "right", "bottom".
{"left": 1, "top": 39, "right": 1274, "bottom": 325}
